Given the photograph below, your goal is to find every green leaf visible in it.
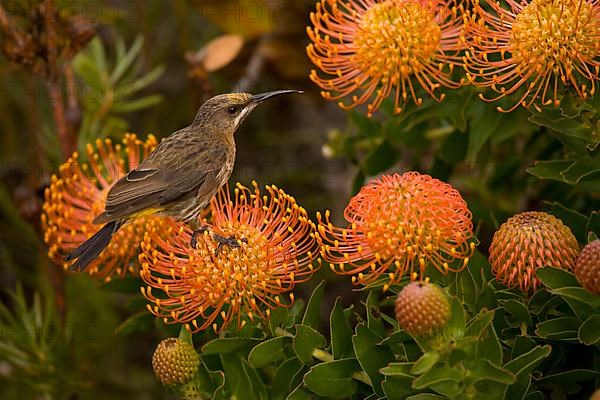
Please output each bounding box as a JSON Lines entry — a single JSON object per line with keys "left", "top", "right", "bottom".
{"left": 543, "top": 202, "right": 589, "bottom": 242}
{"left": 411, "top": 352, "right": 439, "bottom": 375}
{"left": 115, "top": 312, "right": 156, "bottom": 336}
{"left": 383, "top": 375, "right": 417, "bottom": 400}
{"left": 220, "top": 352, "right": 256, "bottom": 400}
{"left": 330, "top": 297, "right": 354, "bottom": 359}
{"left": 285, "top": 385, "right": 314, "bottom": 400}
{"left": 536, "top": 369, "right": 600, "bottom": 385}
{"left": 380, "top": 362, "right": 414, "bottom": 378}
{"left": 586, "top": 211, "right": 600, "bottom": 238}
{"left": 448, "top": 297, "right": 466, "bottom": 333}
{"left": 504, "top": 345, "right": 551, "bottom": 376}
{"left": 527, "top": 160, "right": 574, "bottom": 182}
{"left": 272, "top": 358, "right": 305, "bottom": 400}
{"left": 352, "top": 324, "right": 395, "bottom": 396}
{"left": 412, "top": 364, "right": 463, "bottom": 396}
{"left": 469, "top": 360, "right": 515, "bottom": 385}
{"left": 503, "top": 300, "right": 533, "bottom": 325}
{"left": 438, "top": 130, "right": 467, "bottom": 164}
{"left": 248, "top": 336, "right": 291, "bottom": 368}
{"left": 465, "top": 309, "right": 495, "bottom": 339}
{"left": 578, "top": 314, "right": 600, "bottom": 345}
{"left": 110, "top": 35, "right": 144, "bottom": 84}
{"left": 302, "top": 281, "right": 325, "bottom": 330}
{"left": 504, "top": 373, "right": 531, "bottom": 400}
{"left": 475, "top": 322, "right": 503, "bottom": 365}
{"left": 466, "top": 101, "right": 502, "bottom": 162}
{"left": 536, "top": 317, "right": 579, "bottom": 340}
{"left": 549, "top": 287, "right": 600, "bottom": 320}
{"left": 111, "top": 94, "right": 164, "bottom": 113}
{"left": 407, "top": 395, "right": 448, "bottom": 400}
{"left": 201, "top": 338, "right": 260, "bottom": 355}
{"left": 363, "top": 139, "right": 398, "bottom": 175}
{"left": 293, "top": 324, "right": 327, "bottom": 364}
{"left": 536, "top": 267, "right": 580, "bottom": 289}
{"left": 366, "top": 290, "right": 385, "bottom": 337}
{"left": 303, "top": 358, "right": 361, "bottom": 399}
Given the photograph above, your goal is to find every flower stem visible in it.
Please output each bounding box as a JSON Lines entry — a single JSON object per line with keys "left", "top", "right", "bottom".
{"left": 274, "top": 327, "right": 372, "bottom": 386}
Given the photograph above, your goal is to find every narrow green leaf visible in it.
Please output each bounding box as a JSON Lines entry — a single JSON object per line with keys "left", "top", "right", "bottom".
{"left": 110, "top": 35, "right": 144, "bottom": 84}
{"left": 578, "top": 315, "right": 600, "bottom": 345}
{"left": 330, "top": 297, "right": 354, "bottom": 359}
{"left": 115, "top": 312, "right": 155, "bottom": 336}
{"left": 380, "top": 362, "right": 414, "bottom": 378}
{"left": 411, "top": 352, "right": 439, "bottom": 375}
{"left": 302, "top": 281, "right": 325, "bottom": 329}
{"left": 503, "top": 345, "right": 551, "bottom": 376}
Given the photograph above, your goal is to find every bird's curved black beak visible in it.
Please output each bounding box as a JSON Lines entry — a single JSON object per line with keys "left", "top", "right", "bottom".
{"left": 251, "top": 90, "right": 303, "bottom": 104}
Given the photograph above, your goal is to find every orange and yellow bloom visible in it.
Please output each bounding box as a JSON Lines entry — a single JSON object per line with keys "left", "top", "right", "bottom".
{"left": 307, "top": 0, "right": 465, "bottom": 116}
{"left": 489, "top": 211, "right": 580, "bottom": 292}
{"left": 42, "top": 134, "right": 157, "bottom": 281}
{"left": 140, "top": 182, "right": 320, "bottom": 333}
{"left": 464, "top": 0, "right": 600, "bottom": 111}
{"left": 318, "top": 172, "right": 475, "bottom": 289}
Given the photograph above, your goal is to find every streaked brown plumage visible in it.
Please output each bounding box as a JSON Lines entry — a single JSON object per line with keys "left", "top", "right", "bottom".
{"left": 67, "top": 90, "right": 301, "bottom": 270}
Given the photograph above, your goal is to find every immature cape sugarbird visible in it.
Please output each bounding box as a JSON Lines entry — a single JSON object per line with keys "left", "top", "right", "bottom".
{"left": 67, "top": 90, "right": 301, "bottom": 270}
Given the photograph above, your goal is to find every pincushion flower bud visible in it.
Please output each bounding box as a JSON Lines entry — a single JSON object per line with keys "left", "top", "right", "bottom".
{"left": 489, "top": 211, "right": 579, "bottom": 292}
{"left": 395, "top": 281, "right": 450, "bottom": 337}
{"left": 152, "top": 338, "right": 199, "bottom": 386}
{"left": 575, "top": 240, "right": 600, "bottom": 295}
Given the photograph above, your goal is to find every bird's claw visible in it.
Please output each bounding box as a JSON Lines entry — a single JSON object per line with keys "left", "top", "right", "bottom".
{"left": 213, "top": 234, "right": 248, "bottom": 256}
{"left": 190, "top": 225, "right": 211, "bottom": 248}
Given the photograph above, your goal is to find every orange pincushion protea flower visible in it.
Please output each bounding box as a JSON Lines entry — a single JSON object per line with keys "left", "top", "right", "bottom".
{"left": 489, "top": 211, "right": 580, "bottom": 292}
{"left": 464, "top": 0, "right": 600, "bottom": 112}
{"left": 307, "top": 0, "right": 465, "bottom": 116}
{"left": 140, "top": 182, "right": 320, "bottom": 333}
{"left": 317, "top": 172, "right": 475, "bottom": 290}
{"left": 41, "top": 134, "right": 157, "bottom": 281}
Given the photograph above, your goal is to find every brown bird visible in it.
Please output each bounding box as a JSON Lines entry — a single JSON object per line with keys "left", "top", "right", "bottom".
{"left": 67, "top": 90, "right": 301, "bottom": 270}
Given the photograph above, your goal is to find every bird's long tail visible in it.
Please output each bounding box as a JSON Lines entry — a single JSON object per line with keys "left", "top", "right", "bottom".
{"left": 66, "top": 220, "right": 123, "bottom": 271}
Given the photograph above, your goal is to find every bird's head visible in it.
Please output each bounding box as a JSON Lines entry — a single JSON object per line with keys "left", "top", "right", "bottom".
{"left": 193, "top": 90, "right": 302, "bottom": 134}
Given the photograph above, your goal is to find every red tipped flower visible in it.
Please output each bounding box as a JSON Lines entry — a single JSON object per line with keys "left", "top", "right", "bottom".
{"left": 464, "top": 0, "right": 600, "bottom": 112}
{"left": 489, "top": 211, "right": 579, "bottom": 292}
{"left": 307, "top": 0, "right": 465, "bottom": 116}
{"left": 41, "top": 134, "right": 157, "bottom": 281}
{"left": 140, "top": 182, "right": 321, "bottom": 333}
{"left": 575, "top": 239, "right": 600, "bottom": 295}
{"left": 318, "top": 172, "right": 475, "bottom": 290}
{"left": 395, "top": 280, "right": 450, "bottom": 336}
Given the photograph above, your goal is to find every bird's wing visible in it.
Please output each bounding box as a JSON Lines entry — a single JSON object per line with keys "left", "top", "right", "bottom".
{"left": 92, "top": 145, "right": 228, "bottom": 224}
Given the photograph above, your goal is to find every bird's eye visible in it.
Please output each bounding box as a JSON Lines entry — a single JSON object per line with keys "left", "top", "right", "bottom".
{"left": 227, "top": 106, "right": 239, "bottom": 115}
